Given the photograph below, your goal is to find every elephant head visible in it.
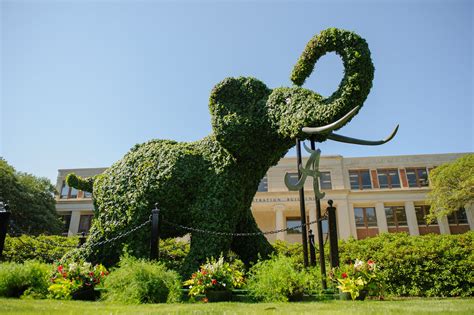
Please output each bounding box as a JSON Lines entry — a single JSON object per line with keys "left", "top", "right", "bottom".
{"left": 209, "top": 28, "right": 375, "bottom": 162}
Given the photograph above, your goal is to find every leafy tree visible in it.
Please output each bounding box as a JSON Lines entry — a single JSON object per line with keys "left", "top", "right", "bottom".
{"left": 427, "top": 154, "right": 474, "bottom": 222}
{"left": 0, "top": 158, "right": 62, "bottom": 235}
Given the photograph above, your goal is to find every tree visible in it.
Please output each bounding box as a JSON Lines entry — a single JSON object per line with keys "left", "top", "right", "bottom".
{"left": 0, "top": 158, "right": 62, "bottom": 235}
{"left": 427, "top": 154, "right": 474, "bottom": 222}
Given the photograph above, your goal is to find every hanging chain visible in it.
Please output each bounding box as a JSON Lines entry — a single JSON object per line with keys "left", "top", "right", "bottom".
{"left": 161, "top": 217, "right": 319, "bottom": 237}
{"left": 88, "top": 216, "right": 152, "bottom": 248}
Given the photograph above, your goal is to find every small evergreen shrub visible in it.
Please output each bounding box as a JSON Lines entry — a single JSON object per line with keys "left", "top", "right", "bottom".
{"left": 339, "top": 232, "right": 474, "bottom": 297}
{"left": 2, "top": 235, "right": 79, "bottom": 264}
{"left": 157, "top": 238, "right": 190, "bottom": 271}
{"left": 0, "top": 261, "right": 50, "bottom": 298}
{"left": 246, "top": 255, "right": 320, "bottom": 302}
{"left": 103, "top": 256, "right": 181, "bottom": 304}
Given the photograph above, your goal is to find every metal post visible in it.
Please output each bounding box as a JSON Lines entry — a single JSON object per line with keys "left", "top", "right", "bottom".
{"left": 327, "top": 200, "right": 339, "bottom": 268}
{"left": 308, "top": 229, "right": 316, "bottom": 266}
{"left": 78, "top": 231, "right": 86, "bottom": 248}
{"left": 150, "top": 203, "right": 160, "bottom": 260}
{"left": 0, "top": 202, "right": 10, "bottom": 259}
{"left": 311, "top": 139, "right": 327, "bottom": 289}
{"left": 296, "top": 139, "right": 309, "bottom": 268}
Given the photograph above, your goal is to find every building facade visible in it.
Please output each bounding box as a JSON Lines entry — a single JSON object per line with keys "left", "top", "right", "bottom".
{"left": 55, "top": 153, "right": 473, "bottom": 242}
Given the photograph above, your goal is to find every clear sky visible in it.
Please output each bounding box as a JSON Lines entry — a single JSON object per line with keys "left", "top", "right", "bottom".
{"left": 1, "top": 0, "right": 473, "bottom": 184}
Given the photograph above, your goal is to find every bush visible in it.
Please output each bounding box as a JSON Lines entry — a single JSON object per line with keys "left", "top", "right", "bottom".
{"left": 0, "top": 261, "right": 51, "bottom": 298}
{"left": 339, "top": 232, "right": 474, "bottom": 297}
{"left": 157, "top": 238, "right": 189, "bottom": 271}
{"left": 103, "top": 256, "right": 181, "bottom": 304}
{"left": 2, "top": 235, "right": 79, "bottom": 264}
{"left": 246, "top": 255, "right": 320, "bottom": 302}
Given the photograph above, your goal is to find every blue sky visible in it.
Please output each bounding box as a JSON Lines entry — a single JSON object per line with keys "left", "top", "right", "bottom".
{"left": 1, "top": 0, "right": 473, "bottom": 183}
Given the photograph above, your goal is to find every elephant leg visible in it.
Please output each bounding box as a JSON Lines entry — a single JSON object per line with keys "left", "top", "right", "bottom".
{"left": 231, "top": 209, "right": 274, "bottom": 266}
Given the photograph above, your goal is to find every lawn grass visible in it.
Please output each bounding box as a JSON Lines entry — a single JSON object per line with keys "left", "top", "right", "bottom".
{"left": 0, "top": 298, "right": 473, "bottom": 315}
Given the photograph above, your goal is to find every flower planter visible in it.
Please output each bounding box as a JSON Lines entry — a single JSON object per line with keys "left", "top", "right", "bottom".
{"left": 288, "top": 291, "right": 305, "bottom": 302}
{"left": 339, "top": 290, "right": 368, "bottom": 301}
{"left": 71, "top": 286, "right": 101, "bottom": 301}
{"left": 205, "top": 290, "right": 232, "bottom": 302}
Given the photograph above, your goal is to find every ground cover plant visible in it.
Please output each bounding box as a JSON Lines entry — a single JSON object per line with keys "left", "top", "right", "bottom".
{"left": 0, "top": 261, "right": 50, "bottom": 299}
{"left": 102, "top": 256, "right": 181, "bottom": 304}
{"left": 65, "top": 27, "right": 375, "bottom": 276}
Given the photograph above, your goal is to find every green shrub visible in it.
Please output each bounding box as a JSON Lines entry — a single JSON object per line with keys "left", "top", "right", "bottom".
{"left": 0, "top": 261, "right": 51, "bottom": 298}
{"left": 157, "top": 238, "right": 189, "bottom": 271}
{"left": 339, "top": 232, "right": 474, "bottom": 297}
{"left": 246, "top": 255, "right": 320, "bottom": 302}
{"left": 103, "top": 256, "right": 181, "bottom": 304}
{"left": 2, "top": 235, "right": 79, "bottom": 264}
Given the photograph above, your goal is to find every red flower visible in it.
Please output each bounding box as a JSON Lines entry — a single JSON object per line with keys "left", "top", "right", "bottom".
{"left": 211, "top": 279, "right": 217, "bottom": 285}
{"left": 57, "top": 265, "right": 63, "bottom": 273}
{"left": 89, "top": 272, "right": 94, "bottom": 276}
{"left": 367, "top": 260, "right": 374, "bottom": 265}
{"left": 201, "top": 270, "right": 207, "bottom": 276}
{"left": 202, "top": 297, "right": 208, "bottom": 303}
{"left": 342, "top": 273, "right": 348, "bottom": 279}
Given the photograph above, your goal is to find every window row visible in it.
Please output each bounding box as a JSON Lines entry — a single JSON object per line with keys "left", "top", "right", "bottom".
{"left": 349, "top": 167, "right": 429, "bottom": 190}
{"left": 355, "top": 206, "right": 468, "bottom": 228}
{"left": 58, "top": 212, "right": 94, "bottom": 235}
{"left": 60, "top": 181, "right": 92, "bottom": 199}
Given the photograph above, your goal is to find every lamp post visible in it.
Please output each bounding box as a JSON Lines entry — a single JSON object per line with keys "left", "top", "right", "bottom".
{"left": 0, "top": 201, "right": 10, "bottom": 258}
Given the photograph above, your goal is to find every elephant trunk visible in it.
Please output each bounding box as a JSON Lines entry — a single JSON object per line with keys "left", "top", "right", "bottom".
{"left": 292, "top": 27, "right": 374, "bottom": 109}
{"left": 270, "top": 28, "right": 374, "bottom": 142}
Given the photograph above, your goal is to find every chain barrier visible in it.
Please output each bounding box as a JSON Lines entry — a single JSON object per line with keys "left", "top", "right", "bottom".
{"left": 162, "top": 217, "right": 319, "bottom": 237}
{"left": 87, "top": 217, "right": 152, "bottom": 248}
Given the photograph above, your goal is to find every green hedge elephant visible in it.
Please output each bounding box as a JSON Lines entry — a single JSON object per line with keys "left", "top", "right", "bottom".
{"left": 66, "top": 28, "right": 374, "bottom": 276}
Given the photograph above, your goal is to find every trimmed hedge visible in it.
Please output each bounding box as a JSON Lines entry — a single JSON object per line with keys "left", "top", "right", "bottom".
{"left": 66, "top": 28, "right": 375, "bottom": 276}
{"left": 0, "top": 261, "right": 51, "bottom": 298}
{"left": 2, "top": 235, "right": 79, "bottom": 264}
{"left": 339, "top": 232, "right": 474, "bottom": 297}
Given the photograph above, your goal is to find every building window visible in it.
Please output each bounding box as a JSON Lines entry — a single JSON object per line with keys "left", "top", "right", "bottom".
{"left": 447, "top": 208, "right": 469, "bottom": 225}
{"left": 78, "top": 215, "right": 94, "bottom": 234}
{"left": 415, "top": 205, "right": 437, "bottom": 226}
{"left": 349, "top": 170, "right": 372, "bottom": 190}
{"left": 354, "top": 207, "right": 377, "bottom": 228}
{"left": 385, "top": 206, "right": 408, "bottom": 228}
{"left": 58, "top": 212, "right": 71, "bottom": 235}
{"left": 60, "top": 181, "right": 77, "bottom": 199}
{"left": 406, "top": 168, "right": 429, "bottom": 187}
{"left": 258, "top": 175, "right": 268, "bottom": 192}
{"left": 377, "top": 169, "right": 401, "bottom": 188}
{"left": 319, "top": 171, "right": 332, "bottom": 190}
{"left": 286, "top": 173, "right": 300, "bottom": 189}
{"left": 83, "top": 191, "right": 93, "bottom": 198}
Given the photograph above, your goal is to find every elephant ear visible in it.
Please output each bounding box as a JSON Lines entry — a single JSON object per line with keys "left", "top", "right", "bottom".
{"left": 209, "top": 77, "right": 272, "bottom": 159}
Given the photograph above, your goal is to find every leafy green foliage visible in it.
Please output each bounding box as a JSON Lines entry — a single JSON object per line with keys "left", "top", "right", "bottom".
{"left": 103, "top": 256, "right": 182, "bottom": 304}
{"left": 157, "top": 238, "right": 190, "bottom": 271}
{"left": 0, "top": 158, "right": 62, "bottom": 235}
{"left": 339, "top": 232, "right": 474, "bottom": 297}
{"left": 427, "top": 154, "right": 474, "bottom": 221}
{"left": 0, "top": 261, "right": 51, "bottom": 298}
{"left": 66, "top": 28, "right": 374, "bottom": 276}
{"left": 246, "top": 255, "right": 320, "bottom": 302}
{"left": 2, "top": 235, "right": 79, "bottom": 264}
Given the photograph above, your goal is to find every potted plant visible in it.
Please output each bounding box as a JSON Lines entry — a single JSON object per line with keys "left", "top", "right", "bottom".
{"left": 330, "top": 259, "right": 381, "bottom": 301}
{"left": 48, "top": 261, "right": 108, "bottom": 300}
{"left": 184, "top": 255, "right": 244, "bottom": 302}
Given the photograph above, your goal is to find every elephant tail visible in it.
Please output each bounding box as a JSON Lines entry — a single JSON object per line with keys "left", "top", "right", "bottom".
{"left": 291, "top": 28, "right": 374, "bottom": 117}
{"left": 66, "top": 173, "right": 95, "bottom": 193}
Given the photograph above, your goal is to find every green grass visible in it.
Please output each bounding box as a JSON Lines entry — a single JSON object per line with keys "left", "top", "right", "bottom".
{"left": 0, "top": 298, "right": 473, "bottom": 315}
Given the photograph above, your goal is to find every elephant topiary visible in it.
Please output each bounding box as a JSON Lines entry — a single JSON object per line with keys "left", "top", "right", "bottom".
{"left": 66, "top": 28, "right": 374, "bottom": 275}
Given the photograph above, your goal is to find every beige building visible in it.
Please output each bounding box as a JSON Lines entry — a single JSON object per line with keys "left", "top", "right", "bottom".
{"left": 56, "top": 153, "right": 473, "bottom": 241}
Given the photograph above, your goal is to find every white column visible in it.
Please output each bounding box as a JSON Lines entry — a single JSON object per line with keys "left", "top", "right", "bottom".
{"left": 68, "top": 211, "right": 81, "bottom": 236}
{"left": 274, "top": 204, "right": 285, "bottom": 241}
{"left": 465, "top": 203, "right": 474, "bottom": 231}
{"left": 375, "top": 202, "right": 388, "bottom": 233}
{"left": 438, "top": 216, "right": 451, "bottom": 235}
{"left": 335, "top": 201, "right": 352, "bottom": 240}
{"left": 405, "top": 201, "right": 419, "bottom": 236}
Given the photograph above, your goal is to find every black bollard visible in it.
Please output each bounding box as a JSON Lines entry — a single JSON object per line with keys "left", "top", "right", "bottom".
{"left": 150, "top": 203, "right": 161, "bottom": 260}
{"left": 308, "top": 229, "right": 316, "bottom": 266}
{"left": 0, "top": 202, "right": 10, "bottom": 259}
{"left": 327, "top": 200, "right": 339, "bottom": 268}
